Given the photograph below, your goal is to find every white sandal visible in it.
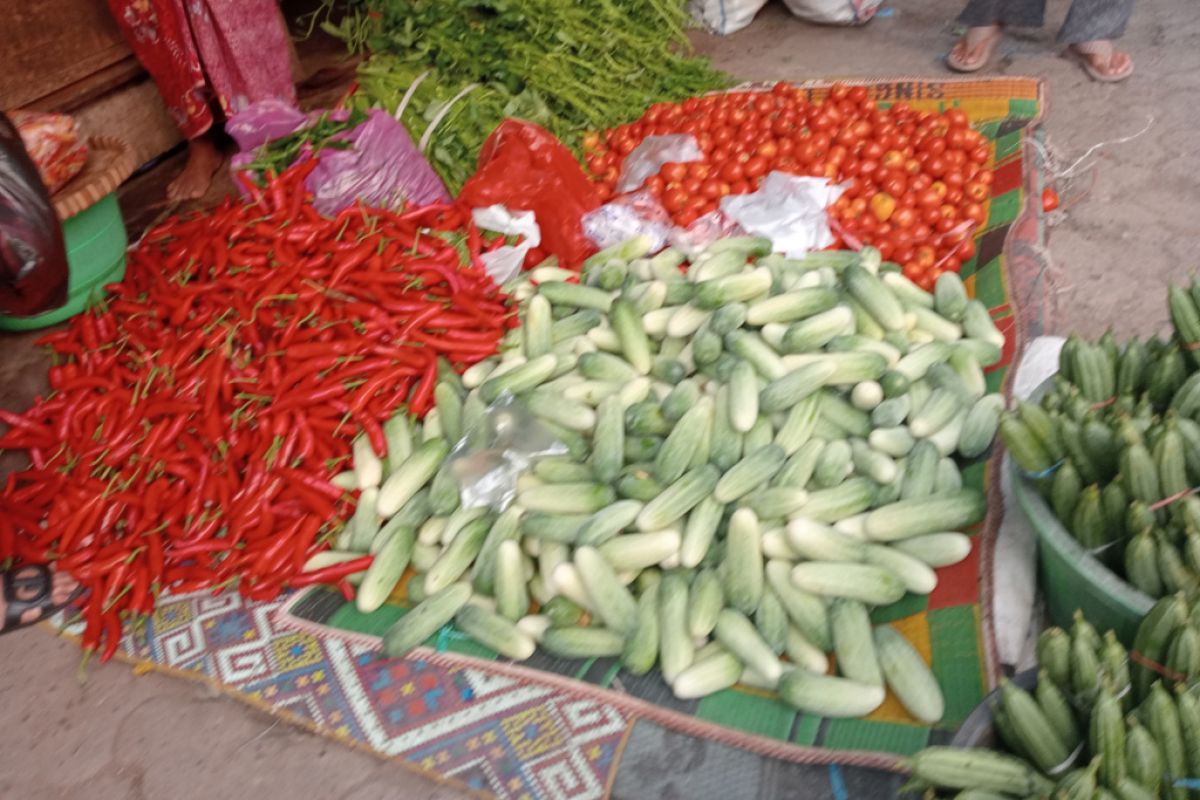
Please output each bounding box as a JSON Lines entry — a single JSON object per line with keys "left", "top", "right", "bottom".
{"left": 1069, "top": 40, "right": 1134, "bottom": 83}
{"left": 946, "top": 25, "right": 1004, "bottom": 73}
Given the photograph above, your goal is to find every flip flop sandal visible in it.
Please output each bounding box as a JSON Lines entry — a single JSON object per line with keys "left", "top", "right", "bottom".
{"left": 946, "top": 27, "right": 1004, "bottom": 73}
{"left": 2, "top": 565, "right": 81, "bottom": 633}
{"left": 1069, "top": 41, "right": 1134, "bottom": 83}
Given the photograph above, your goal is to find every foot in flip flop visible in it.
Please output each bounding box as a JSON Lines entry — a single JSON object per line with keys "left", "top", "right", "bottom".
{"left": 1, "top": 565, "right": 81, "bottom": 633}
{"left": 947, "top": 24, "right": 1004, "bottom": 73}
{"left": 1070, "top": 41, "right": 1134, "bottom": 83}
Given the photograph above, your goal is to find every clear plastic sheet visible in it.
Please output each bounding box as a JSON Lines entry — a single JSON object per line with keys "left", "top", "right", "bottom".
{"left": 443, "top": 394, "right": 566, "bottom": 511}
{"left": 615, "top": 134, "right": 703, "bottom": 193}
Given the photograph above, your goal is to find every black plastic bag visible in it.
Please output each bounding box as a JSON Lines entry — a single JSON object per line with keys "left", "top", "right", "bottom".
{"left": 0, "top": 111, "right": 68, "bottom": 316}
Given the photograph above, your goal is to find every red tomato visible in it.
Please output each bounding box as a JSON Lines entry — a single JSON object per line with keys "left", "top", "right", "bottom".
{"left": 730, "top": 179, "right": 753, "bottom": 194}
{"left": 904, "top": 158, "right": 922, "bottom": 175}
{"left": 661, "top": 162, "right": 688, "bottom": 183}
{"left": 711, "top": 146, "right": 732, "bottom": 164}
{"left": 956, "top": 238, "right": 977, "bottom": 260}
{"left": 777, "top": 138, "right": 796, "bottom": 157}
{"left": 921, "top": 136, "right": 947, "bottom": 157}
{"left": 964, "top": 181, "right": 989, "bottom": 203}
{"left": 676, "top": 209, "right": 699, "bottom": 228}
{"left": 970, "top": 145, "right": 990, "bottom": 164}
{"left": 915, "top": 245, "right": 936, "bottom": 269}
{"left": 945, "top": 127, "right": 968, "bottom": 151}
{"left": 587, "top": 155, "right": 607, "bottom": 175}
{"left": 945, "top": 108, "right": 970, "bottom": 129}
{"left": 880, "top": 150, "right": 905, "bottom": 170}
{"left": 945, "top": 187, "right": 964, "bottom": 205}
{"left": 683, "top": 177, "right": 703, "bottom": 195}
{"left": 912, "top": 224, "right": 933, "bottom": 244}
{"left": 730, "top": 108, "right": 750, "bottom": 126}
{"left": 700, "top": 178, "right": 724, "bottom": 199}
{"left": 976, "top": 169, "right": 995, "bottom": 186}
{"left": 720, "top": 161, "right": 745, "bottom": 182}
{"left": 688, "top": 162, "right": 713, "bottom": 180}
{"left": 877, "top": 239, "right": 895, "bottom": 260}
{"left": 926, "top": 155, "right": 948, "bottom": 177}
{"left": 771, "top": 81, "right": 791, "bottom": 96}
{"left": 893, "top": 207, "right": 917, "bottom": 229}
{"left": 858, "top": 158, "right": 880, "bottom": 178}
{"left": 713, "top": 126, "right": 735, "bottom": 146}
{"left": 757, "top": 140, "right": 780, "bottom": 160}
{"left": 830, "top": 84, "right": 849, "bottom": 101}
{"left": 962, "top": 202, "right": 986, "bottom": 225}
{"left": 644, "top": 175, "right": 665, "bottom": 196}
{"left": 942, "top": 255, "right": 963, "bottom": 273}
{"left": 881, "top": 172, "right": 908, "bottom": 198}
{"left": 943, "top": 170, "right": 965, "bottom": 188}
{"left": 1042, "top": 187, "right": 1060, "bottom": 212}
{"left": 744, "top": 156, "right": 769, "bottom": 179}
{"left": 916, "top": 187, "right": 941, "bottom": 208}
{"left": 662, "top": 187, "right": 688, "bottom": 213}
{"left": 922, "top": 205, "right": 943, "bottom": 226}
{"left": 602, "top": 166, "right": 618, "bottom": 184}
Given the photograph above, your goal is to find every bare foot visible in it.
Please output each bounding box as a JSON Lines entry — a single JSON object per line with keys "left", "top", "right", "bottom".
{"left": 0, "top": 565, "right": 80, "bottom": 631}
{"left": 947, "top": 24, "right": 1004, "bottom": 72}
{"left": 167, "top": 136, "right": 223, "bottom": 202}
{"left": 1070, "top": 41, "right": 1134, "bottom": 82}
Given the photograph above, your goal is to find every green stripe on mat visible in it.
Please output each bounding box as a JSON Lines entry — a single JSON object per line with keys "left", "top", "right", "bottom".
{"left": 973, "top": 258, "right": 1006, "bottom": 308}
{"left": 791, "top": 713, "right": 822, "bottom": 745}
{"left": 822, "top": 719, "right": 932, "bottom": 756}
{"left": 988, "top": 190, "right": 1022, "bottom": 230}
{"left": 928, "top": 605, "right": 986, "bottom": 725}
{"left": 994, "top": 129, "right": 1023, "bottom": 161}
{"left": 695, "top": 690, "right": 796, "bottom": 740}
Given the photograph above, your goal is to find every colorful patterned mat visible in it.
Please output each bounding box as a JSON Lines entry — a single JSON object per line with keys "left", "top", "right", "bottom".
{"left": 79, "top": 76, "right": 1050, "bottom": 800}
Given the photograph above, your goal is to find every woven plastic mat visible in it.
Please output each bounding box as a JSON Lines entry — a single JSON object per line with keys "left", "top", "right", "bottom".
{"left": 82, "top": 76, "right": 1050, "bottom": 799}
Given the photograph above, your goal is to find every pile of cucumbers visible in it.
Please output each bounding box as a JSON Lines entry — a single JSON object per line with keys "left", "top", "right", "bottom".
{"left": 318, "top": 234, "right": 1009, "bottom": 719}
{"left": 911, "top": 593, "right": 1200, "bottom": 799}
{"left": 1001, "top": 282, "right": 1200, "bottom": 600}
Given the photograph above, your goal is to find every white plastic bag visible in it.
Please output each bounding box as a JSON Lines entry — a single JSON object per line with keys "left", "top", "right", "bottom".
{"left": 719, "top": 172, "right": 847, "bottom": 259}
{"left": 781, "top": 0, "right": 883, "bottom": 26}
{"left": 689, "top": 0, "right": 769, "bottom": 35}
{"left": 471, "top": 205, "right": 541, "bottom": 285}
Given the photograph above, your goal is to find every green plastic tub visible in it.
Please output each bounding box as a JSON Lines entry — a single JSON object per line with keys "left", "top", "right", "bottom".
{"left": 1010, "top": 378, "right": 1154, "bottom": 646}
{"left": 0, "top": 192, "right": 127, "bottom": 331}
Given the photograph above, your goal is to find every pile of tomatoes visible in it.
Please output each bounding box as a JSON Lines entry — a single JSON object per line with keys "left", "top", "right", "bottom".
{"left": 582, "top": 82, "right": 995, "bottom": 289}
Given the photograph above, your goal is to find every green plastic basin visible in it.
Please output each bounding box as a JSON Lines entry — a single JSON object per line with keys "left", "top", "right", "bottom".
{"left": 0, "top": 192, "right": 127, "bottom": 331}
{"left": 1009, "top": 377, "right": 1154, "bottom": 646}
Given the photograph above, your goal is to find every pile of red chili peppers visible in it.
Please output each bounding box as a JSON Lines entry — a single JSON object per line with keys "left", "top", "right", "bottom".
{"left": 0, "top": 163, "right": 514, "bottom": 662}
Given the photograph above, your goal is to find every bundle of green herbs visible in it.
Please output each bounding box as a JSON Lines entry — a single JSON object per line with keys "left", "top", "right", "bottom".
{"left": 317, "top": 0, "right": 729, "bottom": 192}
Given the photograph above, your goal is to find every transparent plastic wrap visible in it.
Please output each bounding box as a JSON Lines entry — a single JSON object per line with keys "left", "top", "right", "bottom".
{"left": 0, "top": 112, "right": 69, "bottom": 317}
{"left": 444, "top": 394, "right": 567, "bottom": 511}
{"left": 581, "top": 190, "right": 672, "bottom": 253}
{"left": 615, "top": 134, "right": 703, "bottom": 193}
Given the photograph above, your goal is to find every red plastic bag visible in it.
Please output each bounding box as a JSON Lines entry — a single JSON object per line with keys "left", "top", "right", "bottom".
{"left": 458, "top": 120, "right": 601, "bottom": 270}
{"left": 0, "top": 112, "right": 69, "bottom": 317}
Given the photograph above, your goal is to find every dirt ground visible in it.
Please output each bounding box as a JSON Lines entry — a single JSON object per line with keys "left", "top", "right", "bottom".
{"left": 2, "top": 0, "right": 1198, "bottom": 797}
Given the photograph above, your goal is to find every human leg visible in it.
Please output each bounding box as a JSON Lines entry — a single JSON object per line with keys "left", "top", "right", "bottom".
{"left": 949, "top": 0, "right": 1048, "bottom": 72}
{"left": 105, "top": 0, "right": 220, "bottom": 199}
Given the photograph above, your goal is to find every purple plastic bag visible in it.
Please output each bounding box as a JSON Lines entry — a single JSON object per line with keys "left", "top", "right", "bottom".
{"left": 226, "top": 99, "right": 310, "bottom": 153}
{"left": 306, "top": 109, "right": 449, "bottom": 216}
{"left": 227, "top": 102, "right": 450, "bottom": 216}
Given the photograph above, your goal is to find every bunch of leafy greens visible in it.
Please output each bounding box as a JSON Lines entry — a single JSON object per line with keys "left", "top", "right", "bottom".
{"left": 241, "top": 110, "right": 368, "bottom": 178}
{"left": 318, "top": 0, "right": 729, "bottom": 192}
